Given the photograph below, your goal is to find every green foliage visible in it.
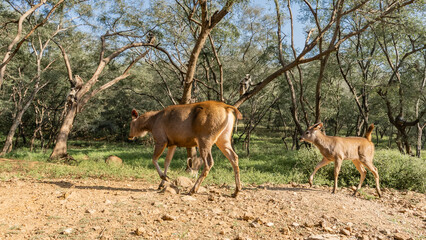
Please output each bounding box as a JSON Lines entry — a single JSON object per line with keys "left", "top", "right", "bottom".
{"left": 294, "top": 147, "right": 426, "bottom": 193}
{"left": 0, "top": 0, "right": 424, "bottom": 195}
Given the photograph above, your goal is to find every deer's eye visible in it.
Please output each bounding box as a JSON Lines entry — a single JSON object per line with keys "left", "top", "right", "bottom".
{"left": 305, "top": 131, "right": 310, "bottom": 135}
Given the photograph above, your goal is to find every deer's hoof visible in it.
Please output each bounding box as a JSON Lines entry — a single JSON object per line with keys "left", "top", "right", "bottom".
{"left": 160, "top": 175, "right": 170, "bottom": 181}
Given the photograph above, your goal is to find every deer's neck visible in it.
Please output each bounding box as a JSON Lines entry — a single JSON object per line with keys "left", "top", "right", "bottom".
{"left": 313, "top": 133, "right": 334, "bottom": 151}
{"left": 137, "top": 111, "right": 160, "bottom": 132}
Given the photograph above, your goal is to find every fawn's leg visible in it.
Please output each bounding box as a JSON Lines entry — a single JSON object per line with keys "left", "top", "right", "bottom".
{"left": 309, "top": 157, "right": 331, "bottom": 187}
{"left": 332, "top": 158, "right": 343, "bottom": 194}
{"left": 189, "top": 145, "right": 213, "bottom": 195}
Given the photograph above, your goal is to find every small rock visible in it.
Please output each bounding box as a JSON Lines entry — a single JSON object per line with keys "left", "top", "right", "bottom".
{"left": 344, "top": 225, "right": 352, "bottom": 232}
{"left": 241, "top": 212, "right": 254, "bottom": 221}
{"left": 159, "top": 184, "right": 179, "bottom": 195}
{"left": 105, "top": 155, "right": 123, "bottom": 166}
{"left": 359, "top": 235, "right": 369, "bottom": 240}
{"left": 252, "top": 218, "right": 265, "bottom": 224}
{"left": 380, "top": 229, "right": 391, "bottom": 235}
{"left": 393, "top": 232, "right": 411, "bottom": 240}
{"left": 307, "top": 234, "right": 340, "bottom": 240}
{"left": 304, "top": 222, "right": 314, "bottom": 228}
{"left": 398, "top": 209, "right": 408, "bottom": 214}
{"left": 319, "top": 220, "right": 328, "bottom": 228}
{"left": 212, "top": 207, "right": 222, "bottom": 215}
{"left": 208, "top": 195, "right": 216, "bottom": 201}
{"left": 85, "top": 209, "right": 96, "bottom": 214}
{"left": 181, "top": 196, "right": 197, "bottom": 202}
{"left": 340, "top": 228, "right": 351, "bottom": 236}
{"left": 249, "top": 222, "right": 259, "bottom": 228}
{"left": 161, "top": 214, "right": 176, "bottom": 221}
{"left": 198, "top": 186, "right": 207, "bottom": 193}
{"left": 92, "top": 226, "right": 101, "bottom": 231}
{"left": 323, "top": 226, "right": 334, "bottom": 233}
{"left": 135, "top": 227, "right": 145, "bottom": 236}
{"left": 280, "top": 227, "right": 291, "bottom": 235}
{"left": 292, "top": 222, "right": 300, "bottom": 227}
{"left": 58, "top": 192, "right": 70, "bottom": 200}
{"left": 174, "top": 176, "right": 193, "bottom": 188}
{"left": 234, "top": 233, "right": 246, "bottom": 240}
{"left": 266, "top": 222, "right": 274, "bottom": 227}
{"left": 62, "top": 228, "right": 73, "bottom": 235}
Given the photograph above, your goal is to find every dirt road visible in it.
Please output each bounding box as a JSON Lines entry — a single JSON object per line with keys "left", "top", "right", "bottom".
{"left": 0, "top": 158, "right": 424, "bottom": 239}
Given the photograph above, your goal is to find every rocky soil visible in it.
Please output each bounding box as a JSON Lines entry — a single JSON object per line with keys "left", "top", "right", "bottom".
{"left": 0, "top": 160, "right": 424, "bottom": 239}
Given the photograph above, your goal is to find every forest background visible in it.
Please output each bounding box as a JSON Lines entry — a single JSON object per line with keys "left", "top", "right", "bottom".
{"left": 0, "top": 0, "right": 424, "bottom": 192}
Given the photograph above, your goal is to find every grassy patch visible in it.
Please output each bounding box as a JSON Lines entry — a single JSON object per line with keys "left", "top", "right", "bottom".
{"left": 1, "top": 132, "right": 425, "bottom": 193}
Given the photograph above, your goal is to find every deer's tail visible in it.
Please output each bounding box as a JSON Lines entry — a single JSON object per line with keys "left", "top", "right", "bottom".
{"left": 227, "top": 106, "right": 243, "bottom": 120}
{"left": 364, "top": 124, "right": 374, "bottom": 142}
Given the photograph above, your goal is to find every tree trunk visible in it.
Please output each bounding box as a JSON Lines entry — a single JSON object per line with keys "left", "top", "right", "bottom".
{"left": 0, "top": 85, "right": 41, "bottom": 155}
{"left": 49, "top": 102, "right": 78, "bottom": 159}
{"left": 1, "top": 112, "right": 23, "bottom": 155}
{"left": 181, "top": 29, "right": 211, "bottom": 104}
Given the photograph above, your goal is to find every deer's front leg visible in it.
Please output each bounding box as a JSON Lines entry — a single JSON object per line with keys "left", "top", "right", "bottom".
{"left": 158, "top": 145, "right": 176, "bottom": 189}
{"left": 332, "top": 158, "right": 343, "bottom": 194}
{"left": 152, "top": 143, "right": 167, "bottom": 186}
{"left": 309, "top": 157, "right": 331, "bottom": 187}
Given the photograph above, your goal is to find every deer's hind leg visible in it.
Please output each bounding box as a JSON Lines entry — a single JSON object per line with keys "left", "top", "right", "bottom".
{"left": 352, "top": 159, "right": 367, "bottom": 196}
{"left": 361, "top": 159, "right": 382, "bottom": 198}
{"left": 216, "top": 139, "right": 241, "bottom": 198}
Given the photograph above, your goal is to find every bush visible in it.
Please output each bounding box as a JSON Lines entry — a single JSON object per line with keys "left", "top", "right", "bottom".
{"left": 374, "top": 149, "right": 425, "bottom": 192}
{"left": 294, "top": 147, "right": 425, "bottom": 193}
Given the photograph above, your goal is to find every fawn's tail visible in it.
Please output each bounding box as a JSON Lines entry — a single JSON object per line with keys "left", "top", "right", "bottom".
{"left": 364, "top": 124, "right": 374, "bottom": 142}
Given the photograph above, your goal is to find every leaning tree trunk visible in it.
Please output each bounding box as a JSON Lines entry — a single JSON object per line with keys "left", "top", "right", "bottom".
{"left": 0, "top": 83, "right": 43, "bottom": 155}
{"left": 49, "top": 102, "right": 78, "bottom": 159}
{"left": 1, "top": 111, "right": 24, "bottom": 155}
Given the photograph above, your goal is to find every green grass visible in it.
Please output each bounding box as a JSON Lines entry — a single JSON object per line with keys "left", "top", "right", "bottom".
{"left": 1, "top": 131, "right": 425, "bottom": 193}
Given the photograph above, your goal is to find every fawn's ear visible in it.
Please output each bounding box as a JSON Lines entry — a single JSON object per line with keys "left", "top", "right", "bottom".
{"left": 131, "top": 109, "right": 138, "bottom": 120}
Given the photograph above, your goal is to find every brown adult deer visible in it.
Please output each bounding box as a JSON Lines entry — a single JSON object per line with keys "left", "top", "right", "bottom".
{"left": 129, "top": 101, "right": 243, "bottom": 197}
{"left": 300, "top": 123, "right": 382, "bottom": 197}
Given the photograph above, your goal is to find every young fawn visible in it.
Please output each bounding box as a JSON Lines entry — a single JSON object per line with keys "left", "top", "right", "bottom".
{"left": 300, "top": 123, "right": 382, "bottom": 197}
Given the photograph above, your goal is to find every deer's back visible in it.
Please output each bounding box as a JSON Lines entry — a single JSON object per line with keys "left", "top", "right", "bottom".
{"left": 318, "top": 136, "right": 374, "bottom": 160}
{"left": 155, "top": 101, "right": 234, "bottom": 147}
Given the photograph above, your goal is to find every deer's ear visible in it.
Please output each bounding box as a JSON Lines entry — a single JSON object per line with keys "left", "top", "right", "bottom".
{"left": 131, "top": 109, "right": 138, "bottom": 120}
{"left": 312, "top": 122, "right": 323, "bottom": 130}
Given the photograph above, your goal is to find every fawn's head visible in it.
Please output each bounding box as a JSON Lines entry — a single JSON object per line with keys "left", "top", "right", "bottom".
{"left": 186, "top": 157, "right": 203, "bottom": 176}
{"left": 128, "top": 109, "right": 149, "bottom": 140}
{"left": 300, "top": 122, "right": 323, "bottom": 143}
